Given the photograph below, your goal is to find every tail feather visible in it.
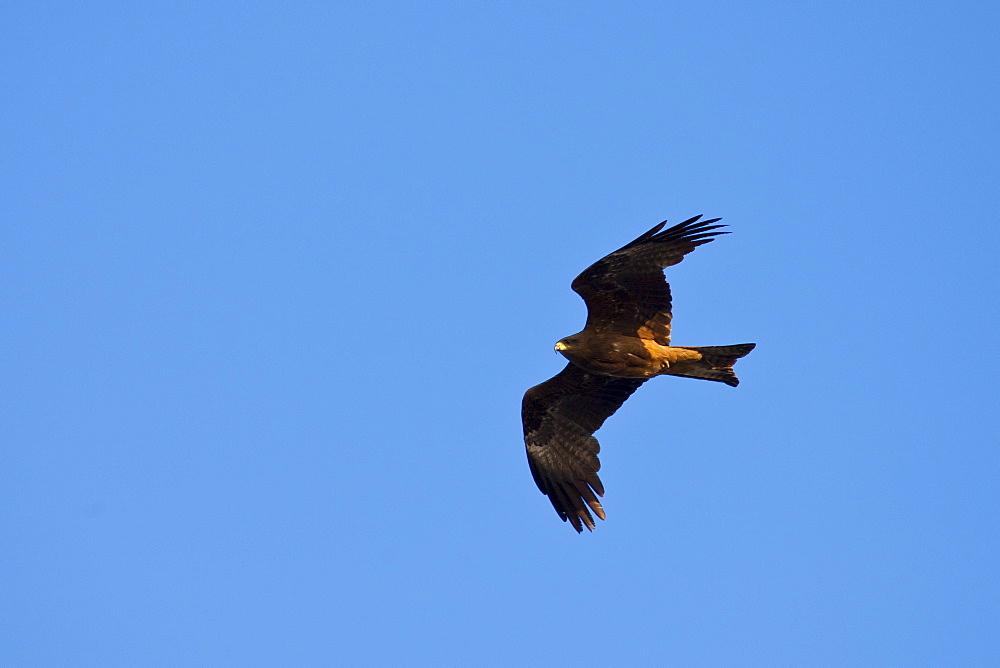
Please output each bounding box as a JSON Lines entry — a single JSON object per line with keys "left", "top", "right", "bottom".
{"left": 675, "top": 343, "right": 756, "bottom": 387}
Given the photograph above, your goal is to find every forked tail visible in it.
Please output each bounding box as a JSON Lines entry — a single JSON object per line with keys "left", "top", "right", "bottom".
{"left": 674, "top": 343, "right": 756, "bottom": 387}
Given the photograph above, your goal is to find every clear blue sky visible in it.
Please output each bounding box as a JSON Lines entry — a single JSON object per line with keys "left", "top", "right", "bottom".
{"left": 4, "top": 2, "right": 998, "bottom": 665}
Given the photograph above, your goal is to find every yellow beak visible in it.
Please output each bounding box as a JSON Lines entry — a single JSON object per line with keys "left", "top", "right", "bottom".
{"left": 554, "top": 341, "right": 568, "bottom": 352}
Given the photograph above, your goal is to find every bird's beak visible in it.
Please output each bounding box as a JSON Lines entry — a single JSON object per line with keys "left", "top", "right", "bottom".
{"left": 554, "top": 341, "right": 568, "bottom": 352}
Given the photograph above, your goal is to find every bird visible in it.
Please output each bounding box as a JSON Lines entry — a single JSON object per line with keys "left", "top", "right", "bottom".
{"left": 521, "top": 215, "right": 755, "bottom": 532}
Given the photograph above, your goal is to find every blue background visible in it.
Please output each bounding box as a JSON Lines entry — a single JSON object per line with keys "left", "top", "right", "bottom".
{"left": 5, "top": 3, "right": 998, "bottom": 665}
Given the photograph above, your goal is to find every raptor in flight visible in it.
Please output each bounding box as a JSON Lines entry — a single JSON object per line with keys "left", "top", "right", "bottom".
{"left": 521, "top": 216, "right": 755, "bottom": 532}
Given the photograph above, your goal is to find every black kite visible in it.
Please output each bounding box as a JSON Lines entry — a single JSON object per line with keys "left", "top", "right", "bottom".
{"left": 522, "top": 216, "right": 755, "bottom": 532}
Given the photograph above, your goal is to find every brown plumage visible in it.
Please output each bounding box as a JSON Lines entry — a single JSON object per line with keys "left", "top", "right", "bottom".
{"left": 522, "top": 215, "right": 755, "bottom": 532}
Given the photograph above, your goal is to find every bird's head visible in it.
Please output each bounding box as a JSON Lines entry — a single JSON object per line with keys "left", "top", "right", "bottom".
{"left": 554, "top": 337, "right": 578, "bottom": 354}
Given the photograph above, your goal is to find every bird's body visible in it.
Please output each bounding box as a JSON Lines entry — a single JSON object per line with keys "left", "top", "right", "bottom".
{"left": 521, "top": 215, "right": 755, "bottom": 532}
{"left": 555, "top": 333, "right": 732, "bottom": 380}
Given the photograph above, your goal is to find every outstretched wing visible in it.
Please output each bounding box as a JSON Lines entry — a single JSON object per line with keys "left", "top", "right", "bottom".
{"left": 522, "top": 363, "right": 646, "bottom": 532}
{"left": 571, "top": 215, "right": 727, "bottom": 345}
